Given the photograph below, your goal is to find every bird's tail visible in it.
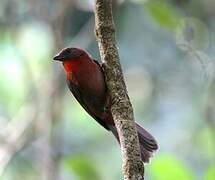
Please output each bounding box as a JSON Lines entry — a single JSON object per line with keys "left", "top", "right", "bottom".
{"left": 108, "top": 123, "right": 158, "bottom": 163}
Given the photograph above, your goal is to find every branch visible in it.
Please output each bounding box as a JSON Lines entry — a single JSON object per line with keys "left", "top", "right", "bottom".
{"left": 94, "top": 1, "right": 144, "bottom": 179}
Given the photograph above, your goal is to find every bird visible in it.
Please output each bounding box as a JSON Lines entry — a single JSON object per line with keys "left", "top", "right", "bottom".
{"left": 53, "top": 47, "right": 158, "bottom": 162}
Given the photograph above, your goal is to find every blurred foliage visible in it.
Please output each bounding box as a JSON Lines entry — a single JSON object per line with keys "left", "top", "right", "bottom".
{"left": 149, "top": 155, "right": 193, "bottom": 180}
{"left": 175, "top": 17, "right": 210, "bottom": 50}
{"left": 63, "top": 155, "right": 100, "bottom": 180}
{"left": 205, "top": 166, "right": 215, "bottom": 180}
{"left": 0, "top": 0, "right": 214, "bottom": 179}
{"left": 146, "top": 1, "right": 180, "bottom": 30}
{"left": 198, "top": 128, "right": 214, "bottom": 158}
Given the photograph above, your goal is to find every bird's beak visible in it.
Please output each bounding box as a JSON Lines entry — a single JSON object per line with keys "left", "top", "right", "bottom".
{"left": 53, "top": 54, "right": 64, "bottom": 61}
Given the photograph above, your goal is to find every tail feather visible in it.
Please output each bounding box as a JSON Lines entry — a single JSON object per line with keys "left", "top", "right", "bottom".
{"left": 136, "top": 123, "right": 158, "bottom": 149}
{"left": 136, "top": 123, "right": 158, "bottom": 162}
{"left": 109, "top": 123, "right": 158, "bottom": 163}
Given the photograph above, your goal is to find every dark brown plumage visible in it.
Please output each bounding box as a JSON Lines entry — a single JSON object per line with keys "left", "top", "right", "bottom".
{"left": 53, "top": 47, "right": 158, "bottom": 162}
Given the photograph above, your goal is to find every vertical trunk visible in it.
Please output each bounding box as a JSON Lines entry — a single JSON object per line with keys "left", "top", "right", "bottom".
{"left": 94, "top": 0, "right": 145, "bottom": 179}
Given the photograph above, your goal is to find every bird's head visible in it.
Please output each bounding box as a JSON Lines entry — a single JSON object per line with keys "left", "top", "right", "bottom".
{"left": 53, "top": 47, "right": 89, "bottom": 62}
{"left": 53, "top": 47, "right": 91, "bottom": 75}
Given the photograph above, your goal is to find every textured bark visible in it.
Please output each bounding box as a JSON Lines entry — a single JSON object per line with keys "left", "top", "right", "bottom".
{"left": 94, "top": 1, "right": 145, "bottom": 179}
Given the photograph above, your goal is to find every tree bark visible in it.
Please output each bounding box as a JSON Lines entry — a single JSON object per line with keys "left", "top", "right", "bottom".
{"left": 94, "top": 1, "right": 145, "bottom": 179}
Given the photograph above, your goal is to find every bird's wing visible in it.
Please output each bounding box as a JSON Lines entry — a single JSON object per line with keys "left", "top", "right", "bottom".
{"left": 93, "top": 59, "right": 111, "bottom": 108}
{"left": 67, "top": 80, "right": 109, "bottom": 130}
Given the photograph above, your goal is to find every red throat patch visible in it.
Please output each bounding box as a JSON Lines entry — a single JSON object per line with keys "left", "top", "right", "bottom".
{"left": 63, "top": 60, "right": 82, "bottom": 73}
{"left": 62, "top": 60, "right": 82, "bottom": 80}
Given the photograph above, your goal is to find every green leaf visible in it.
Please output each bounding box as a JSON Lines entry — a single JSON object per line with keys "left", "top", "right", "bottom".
{"left": 149, "top": 155, "right": 194, "bottom": 180}
{"left": 146, "top": 1, "right": 180, "bottom": 30}
{"left": 63, "top": 155, "right": 100, "bottom": 180}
